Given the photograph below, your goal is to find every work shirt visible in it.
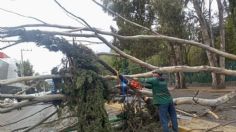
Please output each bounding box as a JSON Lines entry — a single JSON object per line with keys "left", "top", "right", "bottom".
{"left": 139, "top": 77, "right": 173, "bottom": 105}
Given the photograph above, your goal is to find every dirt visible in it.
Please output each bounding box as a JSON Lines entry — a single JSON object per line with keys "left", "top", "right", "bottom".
{"left": 170, "top": 86, "right": 236, "bottom": 129}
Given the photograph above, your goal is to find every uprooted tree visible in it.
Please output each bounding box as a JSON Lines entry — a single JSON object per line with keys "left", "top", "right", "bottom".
{"left": 0, "top": 0, "right": 236, "bottom": 131}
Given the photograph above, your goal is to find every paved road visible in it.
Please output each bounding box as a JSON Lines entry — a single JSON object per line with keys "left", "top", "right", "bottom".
{"left": 0, "top": 103, "right": 57, "bottom": 132}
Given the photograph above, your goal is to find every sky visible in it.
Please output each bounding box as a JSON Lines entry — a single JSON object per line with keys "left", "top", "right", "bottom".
{"left": 0, "top": 0, "right": 116, "bottom": 74}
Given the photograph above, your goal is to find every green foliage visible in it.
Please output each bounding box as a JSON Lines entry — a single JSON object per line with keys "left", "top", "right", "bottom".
{"left": 14, "top": 29, "right": 111, "bottom": 131}
{"left": 187, "top": 47, "right": 208, "bottom": 66}
{"left": 103, "top": 0, "right": 160, "bottom": 59}
{"left": 152, "top": 0, "right": 186, "bottom": 37}
{"left": 225, "top": 17, "right": 236, "bottom": 55}
{"left": 229, "top": 0, "right": 236, "bottom": 26}
{"left": 16, "top": 60, "right": 34, "bottom": 77}
{"left": 63, "top": 69, "right": 110, "bottom": 132}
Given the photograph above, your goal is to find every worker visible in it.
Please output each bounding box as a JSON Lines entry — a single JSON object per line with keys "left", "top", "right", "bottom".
{"left": 139, "top": 72, "right": 178, "bottom": 132}
{"left": 51, "top": 67, "right": 62, "bottom": 106}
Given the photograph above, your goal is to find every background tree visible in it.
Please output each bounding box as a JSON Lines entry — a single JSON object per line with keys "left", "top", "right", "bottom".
{"left": 226, "top": 0, "right": 236, "bottom": 55}
{"left": 16, "top": 60, "right": 34, "bottom": 77}
{"left": 217, "top": 0, "right": 226, "bottom": 88}
{"left": 192, "top": 0, "right": 226, "bottom": 89}
{"left": 102, "top": 0, "right": 188, "bottom": 88}
{"left": 102, "top": 0, "right": 161, "bottom": 69}
{"left": 151, "top": 0, "right": 188, "bottom": 88}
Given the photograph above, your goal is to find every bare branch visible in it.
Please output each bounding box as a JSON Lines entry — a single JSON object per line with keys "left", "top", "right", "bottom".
{"left": 97, "top": 52, "right": 120, "bottom": 57}
{"left": 97, "top": 34, "right": 157, "bottom": 70}
{"left": 143, "top": 90, "right": 235, "bottom": 106}
{"left": 176, "top": 108, "right": 197, "bottom": 117}
{"left": 0, "top": 7, "right": 47, "bottom": 24}
{"left": 54, "top": 0, "right": 91, "bottom": 29}
{"left": 1, "top": 65, "right": 236, "bottom": 88}
{"left": 173, "top": 90, "right": 236, "bottom": 106}
{"left": 206, "top": 119, "right": 236, "bottom": 132}
{"left": 54, "top": 0, "right": 145, "bottom": 74}
{"left": 0, "top": 74, "right": 72, "bottom": 85}
{"left": 92, "top": 0, "right": 155, "bottom": 33}
{"left": 15, "top": 82, "right": 40, "bottom": 95}
{"left": 1, "top": 24, "right": 236, "bottom": 61}
{"left": 0, "top": 29, "right": 97, "bottom": 39}
{"left": 75, "top": 40, "right": 104, "bottom": 44}
{"left": 0, "top": 94, "right": 39, "bottom": 100}
{"left": 0, "top": 39, "right": 17, "bottom": 43}
{"left": 124, "top": 65, "right": 236, "bottom": 77}
{"left": 0, "top": 94, "right": 65, "bottom": 113}
{"left": 113, "top": 34, "right": 236, "bottom": 61}
{"left": 0, "top": 41, "right": 22, "bottom": 50}
{"left": 0, "top": 24, "right": 79, "bottom": 30}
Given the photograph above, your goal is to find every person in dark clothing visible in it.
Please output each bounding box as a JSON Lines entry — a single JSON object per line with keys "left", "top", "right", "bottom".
{"left": 139, "top": 72, "right": 178, "bottom": 132}
{"left": 51, "top": 67, "right": 62, "bottom": 106}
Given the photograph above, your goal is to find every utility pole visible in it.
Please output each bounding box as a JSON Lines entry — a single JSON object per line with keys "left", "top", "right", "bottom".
{"left": 20, "top": 49, "right": 32, "bottom": 77}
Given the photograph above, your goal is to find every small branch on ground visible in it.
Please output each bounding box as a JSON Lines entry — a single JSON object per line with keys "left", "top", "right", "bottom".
{"left": 205, "top": 119, "right": 236, "bottom": 132}
{"left": 176, "top": 108, "right": 198, "bottom": 117}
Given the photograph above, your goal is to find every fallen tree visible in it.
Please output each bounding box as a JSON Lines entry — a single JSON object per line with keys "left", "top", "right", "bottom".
{"left": 0, "top": 0, "right": 236, "bottom": 131}
{"left": 0, "top": 89, "right": 234, "bottom": 113}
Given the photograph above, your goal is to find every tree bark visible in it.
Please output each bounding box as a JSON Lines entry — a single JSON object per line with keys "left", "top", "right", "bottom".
{"left": 169, "top": 44, "right": 181, "bottom": 89}
{"left": 141, "top": 88, "right": 235, "bottom": 107}
{"left": 0, "top": 94, "right": 65, "bottom": 113}
{"left": 217, "top": 0, "right": 226, "bottom": 88}
{"left": 0, "top": 74, "right": 71, "bottom": 85}
{"left": 175, "top": 44, "right": 186, "bottom": 89}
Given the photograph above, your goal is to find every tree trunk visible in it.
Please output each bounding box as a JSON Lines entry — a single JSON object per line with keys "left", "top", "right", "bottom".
{"left": 217, "top": 0, "right": 226, "bottom": 88}
{"left": 169, "top": 44, "right": 181, "bottom": 89}
{"left": 193, "top": 0, "right": 221, "bottom": 89}
{"left": 175, "top": 44, "right": 186, "bottom": 88}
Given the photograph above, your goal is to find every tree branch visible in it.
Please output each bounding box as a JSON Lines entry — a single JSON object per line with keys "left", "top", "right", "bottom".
{"left": 54, "top": 0, "right": 92, "bottom": 29}
{"left": 0, "top": 94, "right": 39, "bottom": 100}
{"left": 92, "top": 0, "right": 153, "bottom": 32}
{"left": 0, "top": 74, "right": 71, "bottom": 85}
{"left": 0, "top": 41, "right": 22, "bottom": 50}
{"left": 15, "top": 82, "right": 40, "bottom": 95}
{"left": 1, "top": 25, "right": 236, "bottom": 61}
{"left": 173, "top": 90, "right": 236, "bottom": 106}
{"left": 0, "top": 94, "right": 65, "bottom": 113}
{"left": 0, "top": 7, "right": 47, "bottom": 24}
{"left": 97, "top": 52, "right": 121, "bottom": 57}
{"left": 205, "top": 119, "right": 236, "bottom": 132}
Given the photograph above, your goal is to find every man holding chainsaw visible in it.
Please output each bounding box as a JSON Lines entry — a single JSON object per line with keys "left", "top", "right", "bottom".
{"left": 119, "top": 72, "right": 178, "bottom": 132}
{"left": 139, "top": 72, "right": 178, "bottom": 132}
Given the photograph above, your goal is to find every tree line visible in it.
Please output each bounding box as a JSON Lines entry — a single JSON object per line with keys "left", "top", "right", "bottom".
{"left": 100, "top": 0, "right": 236, "bottom": 89}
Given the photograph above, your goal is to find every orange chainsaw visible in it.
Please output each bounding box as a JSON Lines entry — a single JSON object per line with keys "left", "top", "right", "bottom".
{"left": 119, "top": 75, "right": 143, "bottom": 90}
